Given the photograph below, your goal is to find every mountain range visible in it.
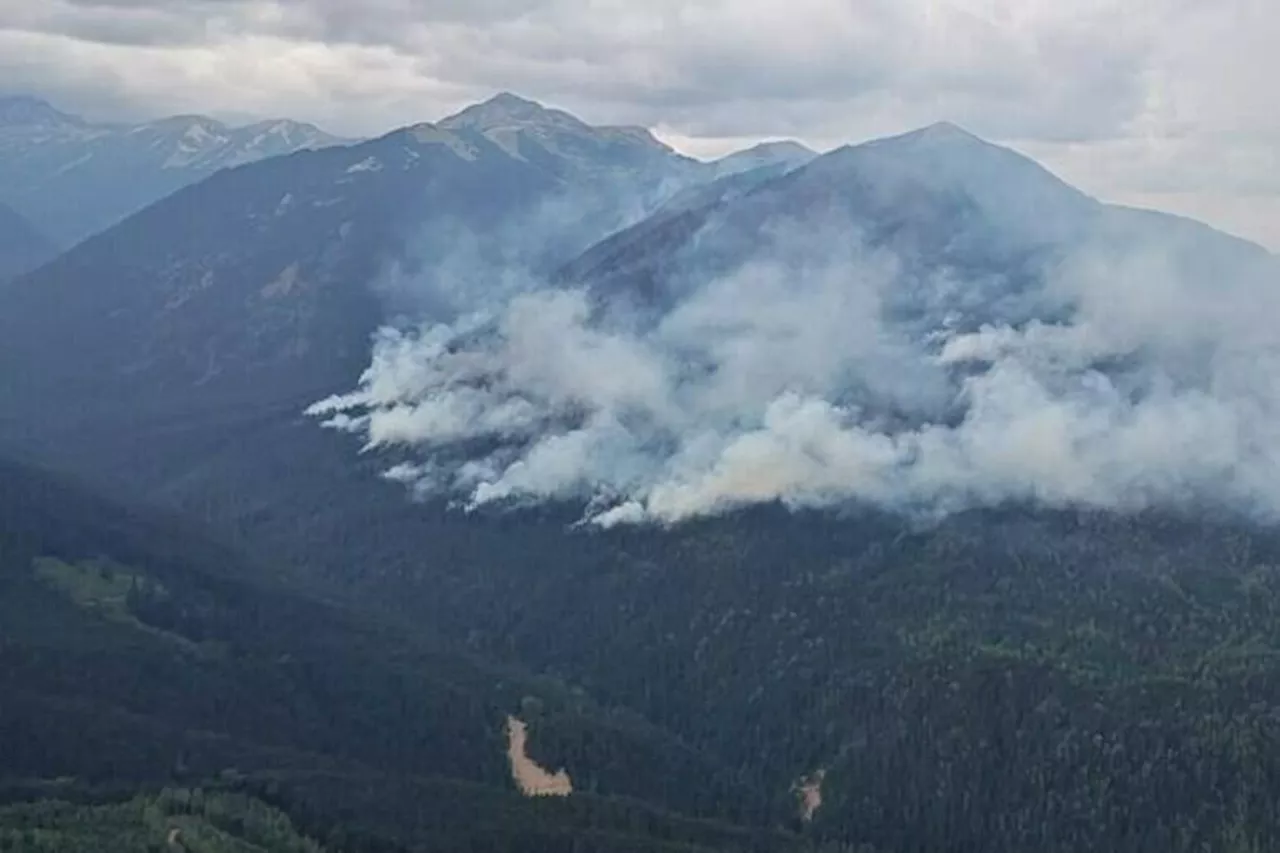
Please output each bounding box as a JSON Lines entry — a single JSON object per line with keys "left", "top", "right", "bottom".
{"left": 568, "top": 120, "right": 1270, "bottom": 319}
{"left": 0, "top": 95, "right": 348, "bottom": 247}
{"left": 710, "top": 139, "right": 817, "bottom": 177}
{"left": 2, "top": 91, "right": 1280, "bottom": 853}
{"left": 0, "top": 92, "right": 817, "bottom": 252}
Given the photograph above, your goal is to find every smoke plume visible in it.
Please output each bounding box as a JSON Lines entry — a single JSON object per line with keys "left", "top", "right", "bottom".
{"left": 308, "top": 200, "right": 1280, "bottom": 527}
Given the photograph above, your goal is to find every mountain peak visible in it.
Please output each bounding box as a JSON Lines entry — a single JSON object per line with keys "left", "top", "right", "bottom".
{"left": 743, "top": 140, "right": 815, "bottom": 156}
{"left": 911, "top": 120, "right": 980, "bottom": 141}
{"left": 483, "top": 91, "right": 542, "bottom": 111}
{"left": 144, "top": 114, "right": 227, "bottom": 132}
{"left": 436, "top": 92, "right": 688, "bottom": 168}
{"left": 437, "top": 93, "right": 683, "bottom": 160}
{"left": 806, "top": 120, "right": 1097, "bottom": 245}
{"left": 0, "top": 95, "right": 79, "bottom": 128}
{"left": 832, "top": 119, "right": 1063, "bottom": 177}
{"left": 711, "top": 139, "right": 817, "bottom": 177}
{"left": 721, "top": 139, "right": 816, "bottom": 162}
{"left": 853, "top": 121, "right": 991, "bottom": 156}
{"left": 440, "top": 92, "right": 588, "bottom": 133}
{"left": 242, "top": 117, "right": 322, "bottom": 134}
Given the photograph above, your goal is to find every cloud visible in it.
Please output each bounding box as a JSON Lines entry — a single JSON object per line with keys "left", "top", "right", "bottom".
{"left": 2, "top": 0, "right": 1277, "bottom": 243}
{"left": 0, "top": 0, "right": 1154, "bottom": 138}
{"left": 309, "top": 197, "right": 1280, "bottom": 527}
{"left": 0, "top": 0, "right": 1152, "bottom": 136}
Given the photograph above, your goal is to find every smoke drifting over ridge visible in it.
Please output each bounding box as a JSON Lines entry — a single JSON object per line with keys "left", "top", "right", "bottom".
{"left": 309, "top": 166, "right": 1280, "bottom": 528}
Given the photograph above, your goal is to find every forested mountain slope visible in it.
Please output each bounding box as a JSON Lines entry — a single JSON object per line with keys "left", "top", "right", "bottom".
{"left": 0, "top": 457, "right": 822, "bottom": 852}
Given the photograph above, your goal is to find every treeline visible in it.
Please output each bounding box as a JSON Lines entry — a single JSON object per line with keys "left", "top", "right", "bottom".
{"left": 0, "top": 787, "right": 322, "bottom": 853}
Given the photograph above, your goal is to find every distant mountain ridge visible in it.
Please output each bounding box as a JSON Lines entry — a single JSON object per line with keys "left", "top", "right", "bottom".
{"left": 0, "top": 95, "right": 350, "bottom": 245}
{"left": 0, "top": 89, "right": 820, "bottom": 250}
{"left": 710, "top": 139, "right": 816, "bottom": 177}
{"left": 568, "top": 119, "right": 1271, "bottom": 316}
{"left": 2, "top": 100, "right": 1269, "bottom": 512}
{"left": 0, "top": 92, "right": 717, "bottom": 442}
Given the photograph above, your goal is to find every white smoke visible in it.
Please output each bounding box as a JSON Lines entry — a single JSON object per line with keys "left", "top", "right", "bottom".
{"left": 308, "top": 208, "right": 1280, "bottom": 527}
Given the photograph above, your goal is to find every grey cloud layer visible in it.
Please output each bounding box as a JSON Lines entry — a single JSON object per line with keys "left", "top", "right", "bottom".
{"left": 0, "top": 0, "right": 1166, "bottom": 139}
{"left": 2, "top": 1, "right": 1276, "bottom": 243}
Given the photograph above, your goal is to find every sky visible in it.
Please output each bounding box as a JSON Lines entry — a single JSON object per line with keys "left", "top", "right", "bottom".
{"left": 1, "top": 0, "right": 1278, "bottom": 248}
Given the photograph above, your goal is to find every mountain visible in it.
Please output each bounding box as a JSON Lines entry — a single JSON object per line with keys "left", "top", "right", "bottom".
{"left": 0, "top": 200, "right": 56, "bottom": 280}
{"left": 439, "top": 92, "right": 707, "bottom": 236}
{"left": 0, "top": 94, "right": 715, "bottom": 605}
{"left": 566, "top": 120, "right": 1272, "bottom": 319}
{"left": 0, "top": 455, "right": 812, "bottom": 851}
{"left": 0, "top": 95, "right": 349, "bottom": 246}
{"left": 710, "top": 140, "right": 816, "bottom": 177}
{"left": 440, "top": 92, "right": 691, "bottom": 174}
{"left": 543, "top": 123, "right": 1275, "bottom": 532}
{"left": 0, "top": 95, "right": 709, "bottom": 438}
{"left": 5, "top": 106, "right": 1280, "bottom": 852}
{"left": 308, "top": 120, "right": 1280, "bottom": 852}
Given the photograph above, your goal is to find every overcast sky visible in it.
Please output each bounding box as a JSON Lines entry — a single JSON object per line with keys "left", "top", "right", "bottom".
{"left": 2, "top": 0, "right": 1277, "bottom": 248}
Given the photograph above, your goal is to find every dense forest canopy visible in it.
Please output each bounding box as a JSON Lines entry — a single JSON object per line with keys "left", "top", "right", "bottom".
{"left": 7, "top": 456, "right": 1280, "bottom": 851}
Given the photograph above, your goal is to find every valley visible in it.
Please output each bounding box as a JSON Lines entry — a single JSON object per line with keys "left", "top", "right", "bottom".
{"left": 0, "top": 87, "right": 1278, "bottom": 853}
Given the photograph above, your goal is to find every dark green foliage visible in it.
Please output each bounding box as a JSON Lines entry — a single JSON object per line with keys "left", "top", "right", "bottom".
{"left": 0, "top": 788, "right": 323, "bottom": 853}
{"left": 11, "top": 391, "right": 1280, "bottom": 852}
{"left": 469, "top": 507, "right": 1280, "bottom": 853}
{"left": 12, "top": 427, "right": 1280, "bottom": 851}
{"left": 244, "top": 771, "right": 807, "bottom": 853}
{"left": 0, "top": 458, "right": 811, "bottom": 852}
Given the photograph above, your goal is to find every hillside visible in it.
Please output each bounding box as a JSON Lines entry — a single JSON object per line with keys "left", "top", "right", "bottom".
{"left": 290, "top": 119, "right": 1280, "bottom": 850}
{"left": 0, "top": 202, "right": 56, "bottom": 281}
{"left": 0, "top": 94, "right": 715, "bottom": 428}
{"left": 566, "top": 122, "right": 1271, "bottom": 317}
{"left": 0, "top": 455, "right": 817, "bottom": 851}
{"left": 0, "top": 96, "right": 723, "bottom": 603}
{"left": 339, "top": 118, "right": 1278, "bottom": 526}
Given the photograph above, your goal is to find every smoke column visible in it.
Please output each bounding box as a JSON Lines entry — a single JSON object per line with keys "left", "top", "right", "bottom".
{"left": 309, "top": 178, "right": 1280, "bottom": 527}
